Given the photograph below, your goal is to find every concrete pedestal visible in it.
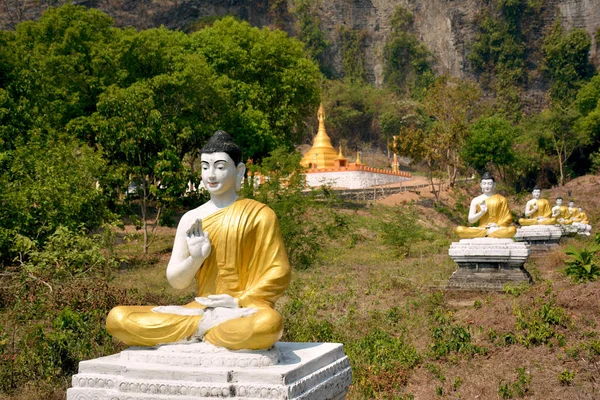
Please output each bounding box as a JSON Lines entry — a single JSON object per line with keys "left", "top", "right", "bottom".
{"left": 559, "top": 224, "right": 579, "bottom": 236}
{"left": 67, "top": 342, "right": 351, "bottom": 400}
{"left": 447, "top": 238, "right": 532, "bottom": 291}
{"left": 514, "top": 225, "right": 562, "bottom": 251}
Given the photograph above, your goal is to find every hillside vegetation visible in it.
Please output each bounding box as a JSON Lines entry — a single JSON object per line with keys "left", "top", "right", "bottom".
{"left": 1, "top": 5, "right": 600, "bottom": 399}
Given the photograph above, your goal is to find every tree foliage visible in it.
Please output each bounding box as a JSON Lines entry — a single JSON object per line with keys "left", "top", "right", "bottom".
{"left": 383, "top": 6, "right": 434, "bottom": 98}
{"left": 542, "top": 21, "right": 593, "bottom": 105}
{"left": 0, "top": 5, "right": 322, "bottom": 261}
{"left": 462, "top": 115, "right": 519, "bottom": 181}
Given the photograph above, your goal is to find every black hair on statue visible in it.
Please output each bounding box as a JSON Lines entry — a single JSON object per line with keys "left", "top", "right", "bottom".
{"left": 481, "top": 171, "right": 495, "bottom": 182}
{"left": 201, "top": 130, "right": 242, "bottom": 166}
{"left": 557, "top": 196, "right": 563, "bottom": 200}
{"left": 533, "top": 185, "right": 541, "bottom": 191}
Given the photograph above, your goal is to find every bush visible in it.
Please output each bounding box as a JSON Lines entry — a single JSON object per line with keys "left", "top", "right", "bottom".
{"left": 430, "top": 309, "right": 487, "bottom": 359}
{"left": 348, "top": 328, "right": 420, "bottom": 399}
{"left": 558, "top": 369, "right": 575, "bottom": 386}
{"left": 563, "top": 244, "right": 600, "bottom": 283}
{"left": 379, "top": 204, "right": 432, "bottom": 258}
{"left": 514, "top": 298, "right": 569, "bottom": 347}
{"left": 498, "top": 367, "right": 532, "bottom": 399}
{"left": 244, "top": 147, "right": 347, "bottom": 270}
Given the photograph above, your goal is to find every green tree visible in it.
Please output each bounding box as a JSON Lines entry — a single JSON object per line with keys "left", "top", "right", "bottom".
{"left": 0, "top": 5, "right": 121, "bottom": 132}
{"left": 73, "top": 82, "right": 187, "bottom": 254}
{"left": 422, "top": 76, "right": 484, "bottom": 186}
{"left": 468, "top": 2, "right": 529, "bottom": 119}
{"left": 337, "top": 26, "right": 367, "bottom": 84}
{"left": 0, "top": 135, "right": 109, "bottom": 264}
{"left": 322, "top": 81, "right": 387, "bottom": 152}
{"left": 191, "top": 16, "right": 322, "bottom": 159}
{"left": 525, "top": 106, "right": 589, "bottom": 186}
{"left": 542, "top": 22, "right": 593, "bottom": 105}
{"left": 575, "top": 75, "right": 600, "bottom": 172}
{"left": 289, "top": 0, "right": 330, "bottom": 73}
{"left": 383, "top": 6, "right": 434, "bottom": 98}
{"left": 462, "top": 115, "right": 519, "bottom": 181}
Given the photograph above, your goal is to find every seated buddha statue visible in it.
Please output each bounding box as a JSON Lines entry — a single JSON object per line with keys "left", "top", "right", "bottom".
{"left": 455, "top": 172, "right": 516, "bottom": 239}
{"left": 567, "top": 200, "right": 579, "bottom": 220}
{"left": 518, "top": 186, "right": 556, "bottom": 226}
{"left": 551, "top": 197, "right": 572, "bottom": 225}
{"left": 106, "top": 131, "right": 291, "bottom": 350}
{"left": 572, "top": 206, "right": 592, "bottom": 235}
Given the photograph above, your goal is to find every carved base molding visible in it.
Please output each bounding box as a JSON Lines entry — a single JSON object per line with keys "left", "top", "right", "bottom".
{"left": 447, "top": 238, "right": 532, "bottom": 291}
{"left": 514, "top": 225, "right": 562, "bottom": 251}
{"left": 67, "top": 342, "right": 351, "bottom": 400}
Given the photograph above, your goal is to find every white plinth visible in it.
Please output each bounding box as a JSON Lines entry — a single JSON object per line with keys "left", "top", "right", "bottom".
{"left": 514, "top": 225, "right": 562, "bottom": 245}
{"left": 448, "top": 238, "right": 530, "bottom": 266}
{"left": 66, "top": 342, "right": 351, "bottom": 400}
{"left": 447, "top": 238, "right": 532, "bottom": 290}
{"left": 559, "top": 224, "right": 579, "bottom": 236}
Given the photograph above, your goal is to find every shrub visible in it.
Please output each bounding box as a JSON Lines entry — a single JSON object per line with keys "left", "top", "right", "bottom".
{"left": 23, "top": 226, "right": 117, "bottom": 281}
{"left": 430, "top": 309, "right": 487, "bottom": 359}
{"left": 498, "top": 367, "right": 532, "bottom": 399}
{"left": 563, "top": 244, "right": 600, "bottom": 283}
{"left": 244, "top": 147, "right": 347, "bottom": 270}
{"left": 558, "top": 369, "right": 575, "bottom": 386}
{"left": 514, "top": 298, "right": 568, "bottom": 347}
{"left": 348, "top": 328, "right": 421, "bottom": 399}
{"left": 379, "top": 204, "right": 431, "bottom": 258}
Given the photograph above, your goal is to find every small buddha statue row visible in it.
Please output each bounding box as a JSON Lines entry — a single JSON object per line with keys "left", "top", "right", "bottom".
{"left": 456, "top": 173, "right": 592, "bottom": 239}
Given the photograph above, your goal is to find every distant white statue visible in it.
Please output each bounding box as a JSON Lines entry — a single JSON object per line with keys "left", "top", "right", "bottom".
{"left": 518, "top": 186, "right": 556, "bottom": 226}
{"left": 455, "top": 172, "right": 516, "bottom": 238}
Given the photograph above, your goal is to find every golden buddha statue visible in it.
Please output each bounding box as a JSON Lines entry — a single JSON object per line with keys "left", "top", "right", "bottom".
{"left": 567, "top": 200, "right": 580, "bottom": 220}
{"left": 518, "top": 186, "right": 556, "bottom": 226}
{"left": 106, "top": 131, "right": 291, "bottom": 350}
{"left": 551, "top": 197, "right": 572, "bottom": 225}
{"left": 571, "top": 205, "right": 592, "bottom": 235}
{"left": 455, "top": 172, "right": 516, "bottom": 239}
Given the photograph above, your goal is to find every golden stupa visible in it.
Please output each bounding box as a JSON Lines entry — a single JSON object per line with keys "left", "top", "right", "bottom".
{"left": 300, "top": 104, "right": 339, "bottom": 169}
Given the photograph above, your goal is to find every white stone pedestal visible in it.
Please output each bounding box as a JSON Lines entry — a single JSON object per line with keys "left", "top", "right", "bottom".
{"left": 66, "top": 342, "right": 351, "bottom": 400}
{"left": 514, "top": 225, "right": 562, "bottom": 251}
{"left": 447, "top": 238, "right": 532, "bottom": 291}
{"left": 559, "top": 224, "right": 579, "bottom": 236}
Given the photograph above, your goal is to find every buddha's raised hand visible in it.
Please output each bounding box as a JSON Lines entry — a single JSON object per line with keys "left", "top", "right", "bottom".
{"left": 186, "top": 218, "right": 211, "bottom": 260}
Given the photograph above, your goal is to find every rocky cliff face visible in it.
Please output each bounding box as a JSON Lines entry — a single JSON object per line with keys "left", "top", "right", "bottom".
{"left": 1, "top": 0, "right": 598, "bottom": 86}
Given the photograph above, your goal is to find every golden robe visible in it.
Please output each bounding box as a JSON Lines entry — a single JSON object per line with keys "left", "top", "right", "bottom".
{"left": 518, "top": 198, "right": 556, "bottom": 225}
{"left": 106, "top": 198, "right": 291, "bottom": 350}
{"left": 554, "top": 205, "right": 572, "bottom": 224}
{"left": 456, "top": 193, "right": 516, "bottom": 238}
{"left": 568, "top": 207, "right": 580, "bottom": 220}
{"left": 572, "top": 211, "right": 589, "bottom": 224}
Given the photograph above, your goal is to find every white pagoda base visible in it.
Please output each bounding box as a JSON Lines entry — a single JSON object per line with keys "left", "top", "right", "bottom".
{"left": 447, "top": 238, "right": 532, "bottom": 290}
{"left": 66, "top": 342, "right": 351, "bottom": 400}
{"left": 514, "top": 225, "right": 562, "bottom": 251}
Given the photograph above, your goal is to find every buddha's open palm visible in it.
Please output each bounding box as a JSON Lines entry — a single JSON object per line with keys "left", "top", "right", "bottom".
{"left": 186, "top": 218, "right": 211, "bottom": 260}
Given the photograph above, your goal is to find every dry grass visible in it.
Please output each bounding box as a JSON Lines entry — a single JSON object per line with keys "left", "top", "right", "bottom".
{"left": 4, "top": 176, "right": 600, "bottom": 400}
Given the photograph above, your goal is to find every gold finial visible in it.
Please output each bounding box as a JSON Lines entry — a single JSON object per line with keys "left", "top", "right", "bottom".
{"left": 318, "top": 104, "right": 325, "bottom": 122}
{"left": 338, "top": 145, "right": 344, "bottom": 158}
{"left": 356, "top": 151, "right": 362, "bottom": 165}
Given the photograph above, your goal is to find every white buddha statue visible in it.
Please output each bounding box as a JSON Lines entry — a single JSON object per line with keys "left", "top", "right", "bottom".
{"left": 571, "top": 205, "right": 592, "bottom": 235}
{"left": 518, "top": 186, "right": 556, "bottom": 226}
{"left": 106, "top": 131, "right": 291, "bottom": 350}
{"left": 456, "top": 172, "right": 516, "bottom": 239}
{"left": 551, "top": 197, "right": 572, "bottom": 225}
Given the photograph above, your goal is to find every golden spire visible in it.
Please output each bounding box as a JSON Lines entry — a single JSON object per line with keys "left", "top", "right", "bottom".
{"left": 300, "top": 104, "right": 339, "bottom": 169}
{"left": 356, "top": 151, "right": 362, "bottom": 165}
